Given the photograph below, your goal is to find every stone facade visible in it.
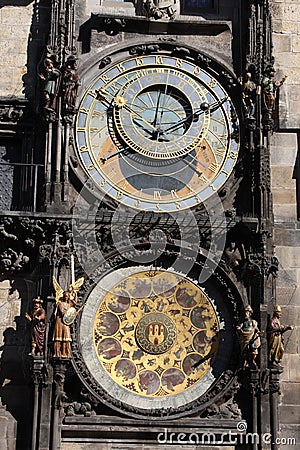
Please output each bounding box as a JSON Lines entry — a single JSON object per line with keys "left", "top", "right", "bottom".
{"left": 0, "top": 0, "right": 299, "bottom": 449}
{"left": 271, "top": 1, "right": 300, "bottom": 446}
{"left": 0, "top": 3, "right": 34, "bottom": 98}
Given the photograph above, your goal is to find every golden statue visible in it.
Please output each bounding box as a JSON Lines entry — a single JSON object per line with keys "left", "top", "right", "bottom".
{"left": 268, "top": 305, "right": 293, "bottom": 367}
{"left": 236, "top": 305, "right": 261, "bottom": 368}
{"left": 52, "top": 276, "right": 84, "bottom": 358}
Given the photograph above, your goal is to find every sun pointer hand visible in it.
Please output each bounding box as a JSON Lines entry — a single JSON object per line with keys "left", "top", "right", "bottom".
{"left": 162, "top": 97, "right": 228, "bottom": 135}
{"left": 100, "top": 146, "right": 132, "bottom": 163}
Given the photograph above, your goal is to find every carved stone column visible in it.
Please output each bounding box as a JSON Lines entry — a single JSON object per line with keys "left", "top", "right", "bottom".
{"left": 37, "top": 363, "right": 53, "bottom": 450}
{"left": 51, "top": 359, "right": 69, "bottom": 450}
{"left": 31, "top": 356, "right": 45, "bottom": 450}
{"left": 269, "top": 368, "right": 283, "bottom": 450}
{"left": 249, "top": 369, "right": 260, "bottom": 450}
{"left": 241, "top": 368, "right": 260, "bottom": 450}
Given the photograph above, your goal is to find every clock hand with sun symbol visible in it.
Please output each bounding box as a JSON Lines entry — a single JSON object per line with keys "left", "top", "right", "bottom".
{"left": 75, "top": 53, "right": 239, "bottom": 212}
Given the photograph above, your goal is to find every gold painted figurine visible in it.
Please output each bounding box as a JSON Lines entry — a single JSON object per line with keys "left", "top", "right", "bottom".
{"left": 267, "top": 305, "right": 294, "bottom": 368}
{"left": 237, "top": 305, "right": 261, "bottom": 369}
{"left": 52, "top": 276, "right": 84, "bottom": 358}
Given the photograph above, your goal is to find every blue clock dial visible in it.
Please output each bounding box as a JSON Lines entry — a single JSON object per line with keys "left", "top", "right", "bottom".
{"left": 75, "top": 53, "right": 240, "bottom": 212}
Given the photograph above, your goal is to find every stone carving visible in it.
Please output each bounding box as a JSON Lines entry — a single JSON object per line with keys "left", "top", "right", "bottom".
{"left": 267, "top": 305, "right": 293, "bottom": 367}
{"left": 143, "top": 0, "right": 178, "bottom": 20}
{"left": 98, "top": 57, "right": 112, "bottom": 69}
{"left": 0, "top": 218, "right": 17, "bottom": 240}
{"left": 25, "top": 297, "right": 46, "bottom": 356}
{"left": 64, "top": 401, "right": 95, "bottom": 417}
{"left": 236, "top": 305, "right": 261, "bottom": 369}
{"left": 222, "top": 241, "right": 246, "bottom": 275}
{"left": 0, "top": 102, "right": 25, "bottom": 122}
{"left": 61, "top": 56, "right": 80, "bottom": 114}
{"left": 267, "top": 256, "right": 279, "bottom": 278}
{"left": 205, "top": 397, "right": 242, "bottom": 420}
{"left": 262, "top": 65, "right": 287, "bottom": 130}
{"left": 0, "top": 248, "right": 29, "bottom": 273}
{"left": 200, "top": 378, "right": 242, "bottom": 419}
{"left": 103, "top": 18, "right": 126, "bottom": 36}
{"left": 39, "top": 57, "right": 61, "bottom": 112}
{"left": 129, "top": 44, "right": 161, "bottom": 56}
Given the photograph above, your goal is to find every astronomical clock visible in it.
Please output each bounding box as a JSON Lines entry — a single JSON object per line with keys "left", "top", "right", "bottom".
{"left": 72, "top": 263, "right": 243, "bottom": 418}
{"left": 74, "top": 45, "right": 240, "bottom": 212}
{"left": 69, "top": 41, "right": 244, "bottom": 420}
{"left": 2, "top": 0, "right": 281, "bottom": 447}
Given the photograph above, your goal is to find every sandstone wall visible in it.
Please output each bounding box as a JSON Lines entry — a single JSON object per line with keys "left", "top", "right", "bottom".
{"left": 271, "top": 0, "right": 300, "bottom": 447}
{"left": 0, "top": 3, "right": 34, "bottom": 98}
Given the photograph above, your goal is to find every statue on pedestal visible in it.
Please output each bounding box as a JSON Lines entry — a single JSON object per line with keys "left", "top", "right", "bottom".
{"left": 25, "top": 297, "right": 46, "bottom": 356}
{"left": 61, "top": 55, "right": 80, "bottom": 114}
{"left": 268, "top": 305, "right": 293, "bottom": 368}
{"left": 262, "top": 66, "right": 287, "bottom": 115}
{"left": 39, "top": 58, "right": 61, "bottom": 112}
{"left": 237, "top": 305, "right": 261, "bottom": 369}
{"left": 240, "top": 72, "right": 257, "bottom": 119}
{"left": 52, "top": 276, "right": 84, "bottom": 358}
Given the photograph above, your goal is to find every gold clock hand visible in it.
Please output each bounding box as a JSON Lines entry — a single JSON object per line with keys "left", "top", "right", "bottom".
{"left": 162, "top": 97, "right": 228, "bottom": 135}
{"left": 100, "top": 146, "right": 131, "bottom": 163}
{"left": 95, "top": 88, "right": 159, "bottom": 132}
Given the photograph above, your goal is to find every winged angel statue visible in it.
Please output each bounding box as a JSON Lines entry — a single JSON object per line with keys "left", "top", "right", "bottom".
{"left": 52, "top": 276, "right": 84, "bottom": 358}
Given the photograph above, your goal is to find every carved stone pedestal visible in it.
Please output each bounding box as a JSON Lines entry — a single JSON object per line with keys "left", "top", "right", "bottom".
{"left": 269, "top": 367, "right": 283, "bottom": 450}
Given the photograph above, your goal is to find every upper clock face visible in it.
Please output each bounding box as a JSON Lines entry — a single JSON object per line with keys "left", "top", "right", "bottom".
{"left": 76, "top": 52, "right": 240, "bottom": 212}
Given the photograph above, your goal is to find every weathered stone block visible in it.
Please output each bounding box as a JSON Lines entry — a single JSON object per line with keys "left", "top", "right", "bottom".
{"left": 276, "top": 52, "right": 300, "bottom": 68}
{"left": 276, "top": 268, "right": 297, "bottom": 288}
{"left": 281, "top": 4, "right": 300, "bottom": 21}
{"left": 271, "top": 167, "right": 296, "bottom": 190}
{"left": 1, "top": 6, "right": 33, "bottom": 25}
{"left": 270, "top": 134, "right": 297, "bottom": 164}
{"left": 275, "top": 247, "right": 300, "bottom": 269}
{"left": 282, "top": 382, "right": 300, "bottom": 405}
{"left": 0, "top": 411, "right": 17, "bottom": 450}
{"left": 276, "top": 287, "right": 299, "bottom": 306}
{"left": 287, "top": 97, "right": 300, "bottom": 116}
{"left": 278, "top": 425, "right": 299, "bottom": 450}
{"left": 286, "top": 354, "right": 300, "bottom": 382}
{"left": 273, "top": 205, "right": 297, "bottom": 221}
{"left": 292, "top": 35, "right": 300, "bottom": 52}
{"left": 273, "top": 20, "right": 298, "bottom": 34}
{"left": 279, "top": 405, "right": 300, "bottom": 424}
{"left": 272, "top": 190, "right": 297, "bottom": 205}
{"left": 273, "top": 34, "right": 291, "bottom": 52}
{"left": 274, "top": 228, "right": 300, "bottom": 247}
{"left": 272, "top": 3, "right": 300, "bottom": 21}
